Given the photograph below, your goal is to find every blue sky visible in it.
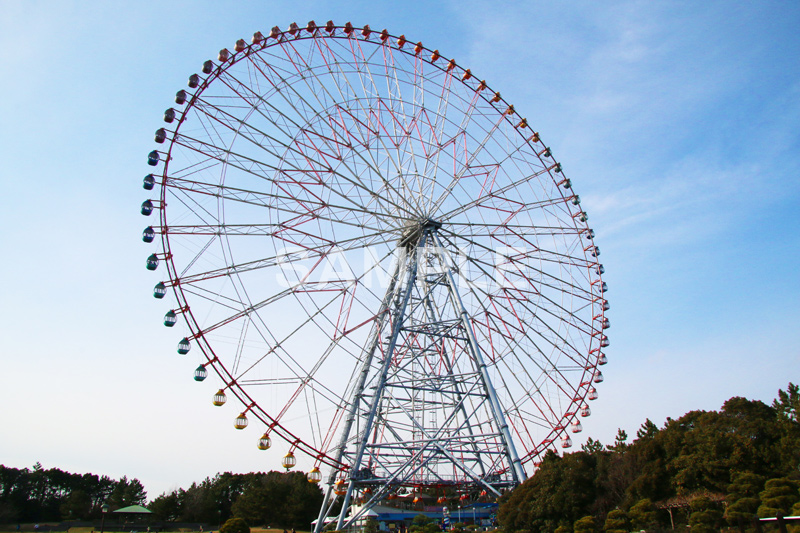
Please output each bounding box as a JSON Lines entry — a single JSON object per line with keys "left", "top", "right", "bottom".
{"left": 1, "top": 0, "right": 798, "bottom": 499}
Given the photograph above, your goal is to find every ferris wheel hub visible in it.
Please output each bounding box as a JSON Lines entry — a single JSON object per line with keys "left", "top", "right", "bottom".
{"left": 398, "top": 218, "right": 442, "bottom": 248}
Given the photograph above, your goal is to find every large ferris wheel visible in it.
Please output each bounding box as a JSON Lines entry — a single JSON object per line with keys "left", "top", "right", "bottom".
{"left": 140, "top": 21, "right": 609, "bottom": 531}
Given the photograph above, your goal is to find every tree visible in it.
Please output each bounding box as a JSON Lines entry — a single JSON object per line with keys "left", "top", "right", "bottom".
{"left": 220, "top": 517, "right": 250, "bottom": 533}
{"left": 688, "top": 496, "right": 722, "bottom": 533}
{"left": 607, "top": 430, "right": 628, "bottom": 452}
{"left": 231, "top": 480, "right": 278, "bottom": 526}
{"left": 594, "top": 447, "right": 643, "bottom": 513}
{"left": 148, "top": 491, "right": 180, "bottom": 521}
{"left": 635, "top": 419, "right": 659, "bottom": 441}
{"left": 581, "top": 438, "right": 604, "bottom": 454}
{"left": 409, "top": 513, "right": 439, "bottom": 533}
{"left": 625, "top": 458, "right": 670, "bottom": 508}
{"left": 209, "top": 472, "right": 252, "bottom": 524}
{"left": 573, "top": 515, "right": 596, "bottom": 533}
{"left": 653, "top": 398, "right": 785, "bottom": 498}
{"left": 179, "top": 481, "right": 212, "bottom": 522}
{"left": 773, "top": 383, "right": 800, "bottom": 475}
{"left": 498, "top": 451, "right": 597, "bottom": 532}
{"left": 726, "top": 472, "right": 765, "bottom": 526}
{"left": 471, "top": 384, "right": 800, "bottom": 533}
{"left": 363, "top": 518, "right": 379, "bottom": 533}
{"left": 602, "top": 509, "right": 628, "bottom": 533}
{"left": 86, "top": 475, "right": 116, "bottom": 517}
{"left": 758, "top": 478, "right": 800, "bottom": 518}
{"left": 0, "top": 464, "right": 129, "bottom": 522}
{"left": 719, "top": 397, "right": 783, "bottom": 476}
{"left": 60, "top": 489, "right": 92, "bottom": 520}
{"left": 231, "top": 471, "right": 323, "bottom": 528}
{"left": 773, "top": 383, "right": 799, "bottom": 423}
{"left": 627, "top": 499, "right": 656, "bottom": 531}
{"left": 107, "top": 476, "right": 147, "bottom": 509}
{"left": 0, "top": 465, "right": 28, "bottom": 523}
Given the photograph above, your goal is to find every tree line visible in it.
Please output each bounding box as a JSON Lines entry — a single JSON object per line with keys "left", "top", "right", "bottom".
{"left": 147, "top": 471, "right": 323, "bottom": 529}
{"left": 497, "top": 383, "right": 800, "bottom": 533}
{"left": 4, "top": 383, "right": 798, "bottom": 532}
{"left": 0, "top": 465, "right": 322, "bottom": 530}
{"left": 0, "top": 462, "right": 146, "bottom": 523}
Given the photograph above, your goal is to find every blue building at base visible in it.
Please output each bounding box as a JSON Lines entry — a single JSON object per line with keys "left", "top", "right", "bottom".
{"left": 316, "top": 502, "right": 498, "bottom": 532}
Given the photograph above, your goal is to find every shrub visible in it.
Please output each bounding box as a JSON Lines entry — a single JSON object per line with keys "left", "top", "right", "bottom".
{"left": 220, "top": 517, "right": 250, "bottom": 533}
{"left": 573, "top": 516, "right": 596, "bottom": 533}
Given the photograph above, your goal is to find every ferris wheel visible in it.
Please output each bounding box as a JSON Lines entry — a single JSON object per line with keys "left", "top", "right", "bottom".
{"left": 140, "top": 21, "right": 609, "bottom": 531}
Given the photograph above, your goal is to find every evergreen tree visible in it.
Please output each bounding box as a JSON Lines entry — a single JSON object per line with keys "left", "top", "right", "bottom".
{"left": 573, "top": 515, "right": 597, "bottom": 533}
{"left": 635, "top": 419, "right": 659, "bottom": 441}
{"left": 607, "top": 430, "right": 628, "bottom": 452}
{"left": 497, "top": 383, "right": 800, "bottom": 532}
{"left": 108, "top": 476, "right": 147, "bottom": 509}
{"left": 60, "top": 489, "right": 92, "bottom": 519}
{"left": 581, "top": 438, "right": 604, "bottom": 454}
{"left": 231, "top": 471, "right": 323, "bottom": 528}
{"left": 148, "top": 491, "right": 180, "bottom": 521}
{"left": 0, "top": 464, "right": 131, "bottom": 522}
{"left": 602, "top": 509, "right": 628, "bottom": 533}
{"left": 726, "top": 472, "right": 765, "bottom": 526}
{"left": 688, "top": 496, "right": 722, "bottom": 533}
{"left": 758, "top": 478, "right": 800, "bottom": 518}
{"left": 627, "top": 498, "right": 657, "bottom": 530}
{"left": 773, "top": 383, "right": 800, "bottom": 475}
{"left": 772, "top": 383, "right": 799, "bottom": 423}
{"left": 497, "top": 451, "right": 597, "bottom": 532}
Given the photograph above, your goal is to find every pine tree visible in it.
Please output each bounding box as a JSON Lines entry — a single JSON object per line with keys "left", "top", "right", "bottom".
{"left": 628, "top": 498, "right": 657, "bottom": 530}
{"left": 726, "top": 472, "right": 765, "bottom": 525}
{"left": 573, "top": 515, "right": 597, "bottom": 533}
{"left": 758, "top": 478, "right": 800, "bottom": 518}
{"left": 603, "top": 509, "right": 628, "bottom": 533}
